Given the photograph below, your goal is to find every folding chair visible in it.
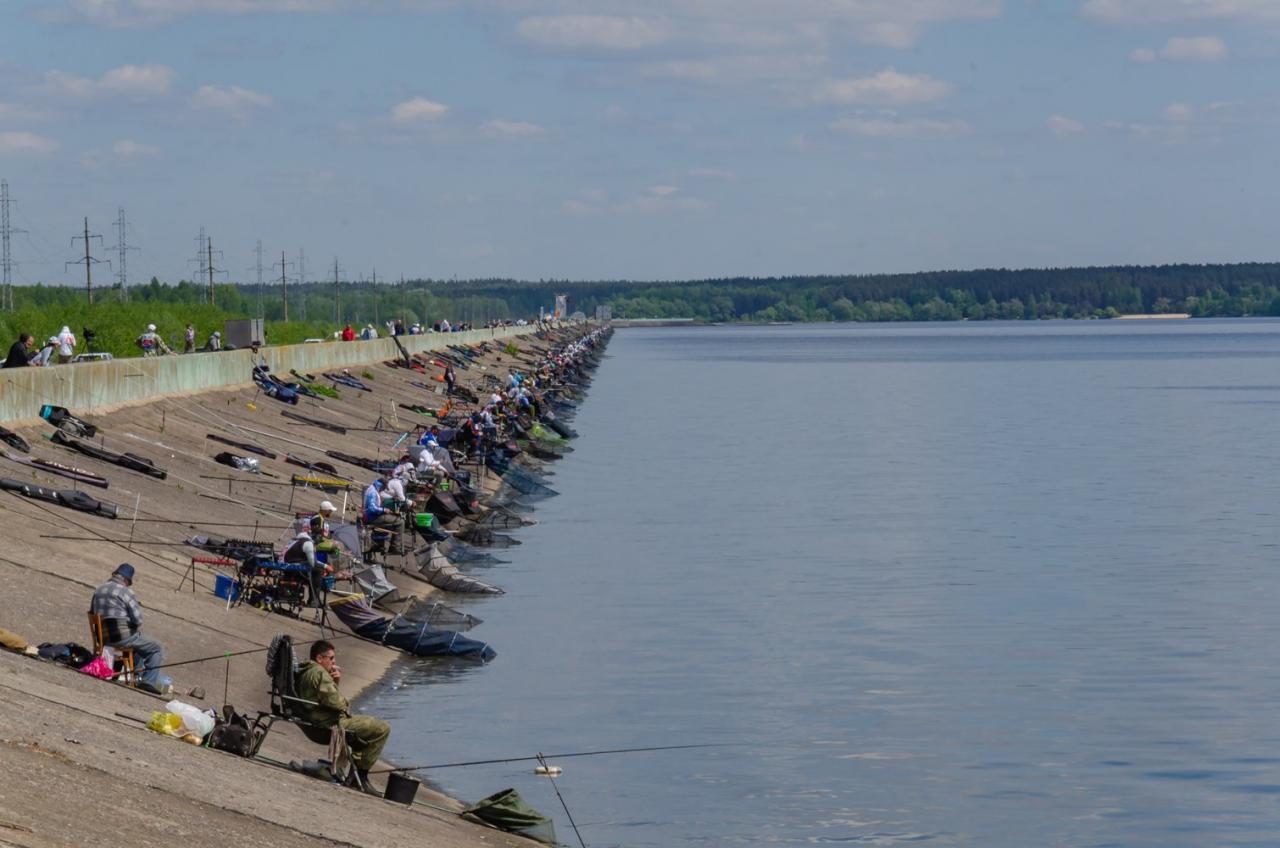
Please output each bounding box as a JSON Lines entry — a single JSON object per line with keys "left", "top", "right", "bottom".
{"left": 86, "top": 612, "right": 135, "bottom": 685}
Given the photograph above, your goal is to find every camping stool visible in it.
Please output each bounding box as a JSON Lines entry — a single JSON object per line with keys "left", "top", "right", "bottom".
{"left": 87, "top": 612, "right": 135, "bottom": 685}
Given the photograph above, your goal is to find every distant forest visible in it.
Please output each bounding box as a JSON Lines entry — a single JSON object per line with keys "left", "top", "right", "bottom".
{"left": 510, "top": 262, "right": 1280, "bottom": 323}
{"left": 8, "top": 263, "right": 1280, "bottom": 353}
{"left": 239, "top": 261, "right": 1280, "bottom": 324}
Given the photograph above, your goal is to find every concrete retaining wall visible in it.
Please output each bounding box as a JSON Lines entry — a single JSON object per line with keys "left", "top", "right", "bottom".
{"left": 0, "top": 326, "right": 535, "bottom": 425}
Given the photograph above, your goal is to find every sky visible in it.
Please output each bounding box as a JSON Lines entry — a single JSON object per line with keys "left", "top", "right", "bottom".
{"left": 0, "top": 0, "right": 1278, "bottom": 286}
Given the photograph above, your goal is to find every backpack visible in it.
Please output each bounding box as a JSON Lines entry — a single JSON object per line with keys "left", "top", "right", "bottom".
{"left": 207, "top": 705, "right": 260, "bottom": 757}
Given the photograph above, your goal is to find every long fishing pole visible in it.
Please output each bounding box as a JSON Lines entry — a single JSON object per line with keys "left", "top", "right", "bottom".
{"left": 41, "top": 536, "right": 242, "bottom": 546}
{"left": 122, "top": 518, "right": 293, "bottom": 528}
{"left": 538, "top": 753, "right": 588, "bottom": 848}
{"left": 371, "top": 743, "right": 729, "bottom": 774}
{"left": 108, "top": 631, "right": 361, "bottom": 679}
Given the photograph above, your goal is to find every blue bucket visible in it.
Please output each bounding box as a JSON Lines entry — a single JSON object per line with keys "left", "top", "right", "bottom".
{"left": 213, "top": 574, "right": 240, "bottom": 601}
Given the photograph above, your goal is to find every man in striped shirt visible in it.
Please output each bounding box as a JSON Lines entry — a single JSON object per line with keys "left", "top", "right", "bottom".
{"left": 90, "top": 564, "right": 165, "bottom": 693}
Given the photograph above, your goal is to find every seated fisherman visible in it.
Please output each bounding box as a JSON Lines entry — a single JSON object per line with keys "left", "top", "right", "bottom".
{"left": 296, "top": 640, "right": 390, "bottom": 795}
{"left": 362, "top": 478, "right": 401, "bottom": 531}
{"left": 282, "top": 516, "right": 330, "bottom": 608}
{"left": 384, "top": 472, "right": 408, "bottom": 508}
{"left": 89, "top": 564, "right": 165, "bottom": 693}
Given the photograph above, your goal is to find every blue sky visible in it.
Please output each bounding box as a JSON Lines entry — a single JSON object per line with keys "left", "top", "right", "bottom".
{"left": 0, "top": 0, "right": 1277, "bottom": 285}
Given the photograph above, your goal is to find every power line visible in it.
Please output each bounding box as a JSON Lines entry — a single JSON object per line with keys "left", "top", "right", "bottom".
{"left": 67, "top": 217, "right": 108, "bottom": 305}
{"left": 109, "top": 207, "right": 139, "bottom": 303}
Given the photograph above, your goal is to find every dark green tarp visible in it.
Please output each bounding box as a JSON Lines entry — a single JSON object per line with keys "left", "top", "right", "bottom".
{"left": 463, "top": 788, "right": 557, "bottom": 845}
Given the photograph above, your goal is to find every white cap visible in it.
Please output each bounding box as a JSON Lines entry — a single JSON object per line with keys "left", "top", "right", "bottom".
{"left": 147, "top": 323, "right": 156, "bottom": 331}
{"left": 319, "top": 500, "right": 336, "bottom": 513}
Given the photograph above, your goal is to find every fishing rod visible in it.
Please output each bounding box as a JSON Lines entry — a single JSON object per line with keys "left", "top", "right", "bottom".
{"left": 109, "top": 631, "right": 361, "bottom": 679}
{"left": 538, "top": 753, "right": 588, "bottom": 848}
{"left": 371, "top": 743, "right": 729, "bottom": 775}
{"left": 40, "top": 535, "right": 211, "bottom": 546}
{"left": 123, "top": 518, "right": 292, "bottom": 529}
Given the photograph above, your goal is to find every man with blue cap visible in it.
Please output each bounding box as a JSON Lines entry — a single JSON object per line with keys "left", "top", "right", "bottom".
{"left": 90, "top": 564, "right": 165, "bottom": 693}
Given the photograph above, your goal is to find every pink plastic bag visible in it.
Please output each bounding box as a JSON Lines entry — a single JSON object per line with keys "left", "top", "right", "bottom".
{"left": 79, "top": 655, "right": 114, "bottom": 680}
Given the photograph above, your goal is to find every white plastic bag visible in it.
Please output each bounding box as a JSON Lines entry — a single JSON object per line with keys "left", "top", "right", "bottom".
{"left": 165, "top": 700, "right": 216, "bottom": 738}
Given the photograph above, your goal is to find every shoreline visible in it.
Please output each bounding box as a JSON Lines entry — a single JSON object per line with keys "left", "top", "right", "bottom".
{"left": 0, "top": 326, "right": 600, "bottom": 846}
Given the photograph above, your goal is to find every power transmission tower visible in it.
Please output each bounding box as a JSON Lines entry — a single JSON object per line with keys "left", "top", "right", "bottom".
{"left": 0, "top": 180, "right": 27, "bottom": 311}
{"left": 191, "top": 227, "right": 208, "bottom": 293}
{"left": 205, "top": 236, "right": 225, "bottom": 306}
{"left": 400, "top": 274, "right": 406, "bottom": 323}
{"left": 297, "top": 248, "right": 307, "bottom": 320}
{"left": 109, "top": 207, "right": 138, "bottom": 302}
{"left": 67, "top": 217, "right": 108, "bottom": 305}
{"left": 332, "top": 258, "right": 344, "bottom": 326}
{"left": 253, "top": 239, "right": 264, "bottom": 318}
{"left": 274, "top": 251, "right": 294, "bottom": 321}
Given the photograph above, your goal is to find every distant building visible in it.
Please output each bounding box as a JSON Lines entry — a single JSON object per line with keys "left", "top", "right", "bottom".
{"left": 595, "top": 305, "right": 613, "bottom": 321}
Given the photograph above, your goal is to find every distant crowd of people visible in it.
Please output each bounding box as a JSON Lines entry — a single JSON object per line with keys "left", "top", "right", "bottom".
{"left": 336, "top": 315, "right": 535, "bottom": 341}
{"left": 5, "top": 312, "right": 553, "bottom": 367}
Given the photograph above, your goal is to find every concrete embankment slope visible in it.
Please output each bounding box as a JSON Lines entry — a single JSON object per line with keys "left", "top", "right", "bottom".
{"left": 0, "top": 326, "right": 531, "bottom": 425}
{"left": 0, "top": 328, "right": 555, "bottom": 847}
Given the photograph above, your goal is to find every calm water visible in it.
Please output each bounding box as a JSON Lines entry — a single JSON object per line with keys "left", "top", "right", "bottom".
{"left": 365, "top": 321, "right": 1280, "bottom": 847}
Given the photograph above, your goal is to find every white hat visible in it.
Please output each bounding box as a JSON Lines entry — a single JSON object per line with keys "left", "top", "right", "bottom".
{"left": 319, "top": 500, "right": 336, "bottom": 513}
{"left": 147, "top": 323, "right": 156, "bottom": 331}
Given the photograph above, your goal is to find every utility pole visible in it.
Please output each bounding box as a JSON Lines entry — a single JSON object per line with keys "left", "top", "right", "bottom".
{"left": 109, "top": 207, "right": 138, "bottom": 302}
{"left": 297, "top": 248, "right": 307, "bottom": 320}
{"left": 68, "top": 217, "right": 107, "bottom": 305}
{"left": 254, "top": 239, "right": 264, "bottom": 318}
{"left": 0, "top": 180, "right": 26, "bottom": 311}
{"left": 205, "top": 237, "right": 224, "bottom": 306}
{"left": 333, "top": 258, "right": 343, "bottom": 326}
{"left": 274, "top": 251, "right": 294, "bottom": 322}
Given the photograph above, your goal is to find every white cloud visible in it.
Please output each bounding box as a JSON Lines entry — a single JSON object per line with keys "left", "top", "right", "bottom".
{"left": 44, "top": 64, "right": 176, "bottom": 98}
{"left": 518, "top": 15, "right": 673, "bottom": 50}
{"left": 564, "top": 184, "right": 709, "bottom": 214}
{"left": 815, "top": 68, "right": 952, "bottom": 106}
{"left": 1083, "top": 0, "right": 1280, "bottom": 24}
{"left": 192, "top": 84, "right": 273, "bottom": 122}
{"left": 1130, "top": 36, "right": 1226, "bottom": 63}
{"left": 1104, "top": 119, "right": 1189, "bottom": 142}
{"left": 831, "top": 115, "right": 971, "bottom": 138}
{"left": 113, "top": 138, "right": 161, "bottom": 156}
{"left": 0, "top": 102, "right": 54, "bottom": 123}
{"left": 481, "top": 119, "right": 546, "bottom": 137}
{"left": 0, "top": 131, "right": 58, "bottom": 155}
{"left": 689, "top": 167, "right": 737, "bottom": 180}
{"left": 1161, "top": 35, "right": 1227, "bottom": 61}
{"left": 1047, "top": 114, "right": 1085, "bottom": 135}
{"left": 1164, "top": 102, "right": 1194, "bottom": 122}
{"left": 391, "top": 96, "right": 449, "bottom": 124}
{"left": 48, "top": 0, "right": 369, "bottom": 27}
{"left": 642, "top": 53, "right": 827, "bottom": 85}
{"left": 54, "top": 1, "right": 1000, "bottom": 49}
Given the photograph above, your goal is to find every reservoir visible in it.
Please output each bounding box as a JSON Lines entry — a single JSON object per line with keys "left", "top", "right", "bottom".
{"left": 366, "top": 320, "right": 1280, "bottom": 847}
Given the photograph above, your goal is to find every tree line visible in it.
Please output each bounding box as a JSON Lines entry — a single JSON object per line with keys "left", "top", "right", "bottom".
{"left": 7, "top": 262, "right": 1280, "bottom": 358}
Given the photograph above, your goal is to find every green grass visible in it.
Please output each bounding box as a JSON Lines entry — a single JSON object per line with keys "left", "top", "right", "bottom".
{"left": 0, "top": 300, "right": 333, "bottom": 360}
